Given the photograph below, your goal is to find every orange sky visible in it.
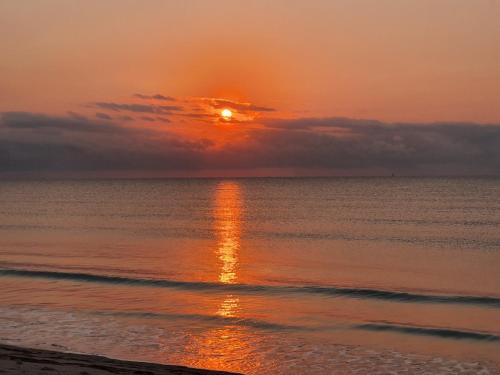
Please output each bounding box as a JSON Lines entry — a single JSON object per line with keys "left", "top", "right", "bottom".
{"left": 1, "top": 0, "right": 499, "bottom": 123}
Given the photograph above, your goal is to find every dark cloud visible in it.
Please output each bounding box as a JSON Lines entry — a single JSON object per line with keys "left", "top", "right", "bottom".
{"left": 208, "top": 98, "right": 275, "bottom": 113}
{"left": 262, "top": 117, "right": 383, "bottom": 130}
{"left": 181, "top": 113, "right": 214, "bottom": 118}
{"left": 1, "top": 112, "right": 499, "bottom": 176}
{"left": 133, "top": 93, "right": 175, "bottom": 101}
{"left": 95, "top": 112, "right": 112, "bottom": 120}
{"left": 67, "top": 111, "right": 88, "bottom": 121}
{"left": 180, "top": 112, "right": 217, "bottom": 122}
{"left": 2, "top": 112, "right": 125, "bottom": 134}
{"left": 156, "top": 117, "right": 171, "bottom": 123}
{"left": 93, "top": 102, "right": 182, "bottom": 114}
{"left": 0, "top": 112, "right": 211, "bottom": 173}
{"left": 227, "top": 117, "right": 500, "bottom": 174}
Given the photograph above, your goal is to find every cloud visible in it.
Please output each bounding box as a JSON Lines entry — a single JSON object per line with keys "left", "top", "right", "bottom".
{"left": 179, "top": 112, "right": 218, "bottom": 122}
{"left": 156, "top": 117, "right": 171, "bottom": 123}
{"left": 207, "top": 98, "right": 275, "bottom": 113}
{"left": 133, "top": 93, "right": 176, "bottom": 101}
{"left": 90, "top": 95, "right": 275, "bottom": 126}
{"left": 1, "top": 112, "right": 499, "bottom": 176}
{"left": 67, "top": 111, "right": 88, "bottom": 121}
{"left": 2, "top": 111, "right": 126, "bottom": 134}
{"left": 262, "top": 117, "right": 383, "bottom": 130}
{"left": 229, "top": 117, "right": 500, "bottom": 174}
{"left": 118, "top": 115, "right": 134, "bottom": 121}
{"left": 0, "top": 112, "right": 211, "bottom": 173}
{"left": 95, "top": 112, "right": 112, "bottom": 120}
{"left": 93, "top": 102, "right": 182, "bottom": 114}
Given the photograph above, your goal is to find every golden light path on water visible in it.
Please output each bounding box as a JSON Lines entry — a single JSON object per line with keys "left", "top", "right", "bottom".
{"left": 181, "top": 181, "right": 257, "bottom": 373}
{"left": 214, "top": 181, "right": 242, "bottom": 317}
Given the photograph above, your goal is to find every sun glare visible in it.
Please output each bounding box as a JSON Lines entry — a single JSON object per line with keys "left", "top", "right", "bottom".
{"left": 221, "top": 108, "right": 233, "bottom": 120}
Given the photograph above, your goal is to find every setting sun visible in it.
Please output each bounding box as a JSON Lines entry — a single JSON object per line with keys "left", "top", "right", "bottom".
{"left": 221, "top": 108, "right": 233, "bottom": 120}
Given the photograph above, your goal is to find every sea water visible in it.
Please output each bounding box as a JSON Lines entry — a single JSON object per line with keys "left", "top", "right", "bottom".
{"left": 0, "top": 177, "right": 499, "bottom": 374}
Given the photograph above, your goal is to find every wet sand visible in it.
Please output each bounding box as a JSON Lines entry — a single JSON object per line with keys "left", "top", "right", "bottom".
{"left": 0, "top": 344, "right": 240, "bottom": 375}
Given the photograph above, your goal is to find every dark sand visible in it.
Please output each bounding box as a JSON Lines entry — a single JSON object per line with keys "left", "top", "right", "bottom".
{"left": 0, "top": 344, "right": 241, "bottom": 375}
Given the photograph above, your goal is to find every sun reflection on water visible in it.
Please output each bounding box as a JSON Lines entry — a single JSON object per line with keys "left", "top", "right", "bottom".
{"left": 214, "top": 181, "right": 242, "bottom": 318}
{"left": 214, "top": 181, "right": 242, "bottom": 286}
{"left": 178, "top": 181, "right": 258, "bottom": 373}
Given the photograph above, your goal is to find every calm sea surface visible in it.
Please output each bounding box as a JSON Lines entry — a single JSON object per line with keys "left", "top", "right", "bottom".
{"left": 0, "top": 178, "right": 499, "bottom": 374}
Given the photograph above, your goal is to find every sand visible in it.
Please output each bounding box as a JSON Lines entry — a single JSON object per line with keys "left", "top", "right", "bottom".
{"left": 0, "top": 344, "right": 241, "bottom": 375}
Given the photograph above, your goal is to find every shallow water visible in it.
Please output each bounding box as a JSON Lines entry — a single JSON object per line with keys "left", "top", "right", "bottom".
{"left": 0, "top": 177, "right": 499, "bottom": 374}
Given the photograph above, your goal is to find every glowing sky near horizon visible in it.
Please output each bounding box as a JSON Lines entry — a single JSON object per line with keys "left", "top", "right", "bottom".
{"left": 1, "top": 1, "right": 500, "bottom": 177}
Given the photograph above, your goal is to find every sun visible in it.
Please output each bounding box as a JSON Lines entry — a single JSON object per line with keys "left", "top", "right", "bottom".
{"left": 221, "top": 108, "right": 233, "bottom": 120}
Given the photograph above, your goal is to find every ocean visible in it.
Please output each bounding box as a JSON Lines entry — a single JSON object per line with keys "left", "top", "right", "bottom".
{"left": 0, "top": 177, "right": 499, "bottom": 374}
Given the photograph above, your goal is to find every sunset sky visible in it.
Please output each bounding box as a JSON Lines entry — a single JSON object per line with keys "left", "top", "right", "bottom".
{"left": 1, "top": 0, "right": 500, "bottom": 177}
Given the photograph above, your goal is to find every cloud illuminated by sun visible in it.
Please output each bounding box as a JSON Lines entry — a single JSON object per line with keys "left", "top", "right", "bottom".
{"left": 88, "top": 94, "right": 279, "bottom": 128}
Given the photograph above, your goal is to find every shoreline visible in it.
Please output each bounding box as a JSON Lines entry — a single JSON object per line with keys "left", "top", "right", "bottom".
{"left": 0, "top": 343, "right": 241, "bottom": 375}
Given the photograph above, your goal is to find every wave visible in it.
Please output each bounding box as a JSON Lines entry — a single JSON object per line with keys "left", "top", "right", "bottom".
{"left": 1, "top": 224, "right": 498, "bottom": 250}
{"left": 98, "top": 311, "right": 500, "bottom": 342}
{"left": 1, "top": 268, "right": 500, "bottom": 308}
{"left": 356, "top": 323, "right": 500, "bottom": 342}
{"left": 96, "top": 310, "right": 306, "bottom": 331}
{"left": 257, "top": 230, "right": 500, "bottom": 249}
{"left": 2, "top": 302, "right": 498, "bottom": 344}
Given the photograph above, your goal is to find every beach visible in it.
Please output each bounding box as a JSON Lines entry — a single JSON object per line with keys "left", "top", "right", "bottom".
{"left": 0, "top": 344, "right": 239, "bottom": 375}
{"left": 1, "top": 342, "right": 498, "bottom": 375}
